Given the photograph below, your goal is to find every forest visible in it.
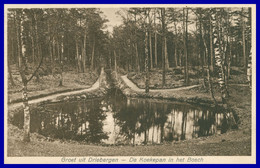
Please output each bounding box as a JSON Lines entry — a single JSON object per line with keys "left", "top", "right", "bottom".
{"left": 7, "top": 7, "right": 253, "bottom": 157}
{"left": 7, "top": 7, "right": 252, "bottom": 88}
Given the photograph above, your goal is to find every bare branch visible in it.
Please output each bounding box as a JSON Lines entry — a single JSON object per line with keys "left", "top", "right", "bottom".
{"left": 26, "top": 52, "right": 44, "bottom": 84}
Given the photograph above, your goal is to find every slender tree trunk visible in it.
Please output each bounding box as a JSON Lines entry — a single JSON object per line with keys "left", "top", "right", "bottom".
{"left": 82, "top": 28, "right": 87, "bottom": 73}
{"left": 91, "top": 36, "right": 95, "bottom": 70}
{"left": 135, "top": 43, "right": 140, "bottom": 73}
{"left": 35, "top": 15, "right": 40, "bottom": 65}
{"left": 149, "top": 31, "right": 153, "bottom": 69}
{"left": 165, "top": 37, "right": 169, "bottom": 70}
{"left": 59, "top": 34, "right": 64, "bottom": 86}
{"left": 241, "top": 8, "right": 247, "bottom": 70}
{"left": 247, "top": 48, "right": 252, "bottom": 87}
{"left": 185, "top": 8, "right": 189, "bottom": 85}
{"left": 181, "top": 112, "right": 186, "bottom": 140}
{"left": 52, "top": 37, "right": 55, "bottom": 63}
{"left": 247, "top": 8, "right": 252, "bottom": 87}
{"left": 145, "top": 33, "right": 150, "bottom": 93}
{"left": 15, "top": 11, "right": 22, "bottom": 70}
{"left": 57, "top": 40, "right": 60, "bottom": 64}
{"left": 199, "top": 17, "right": 206, "bottom": 89}
{"left": 225, "top": 10, "right": 231, "bottom": 89}
{"left": 31, "top": 23, "right": 35, "bottom": 64}
{"left": 183, "top": 9, "right": 186, "bottom": 82}
{"left": 134, "top": 14, "right": 140, "bottom": 73}
{"left": 48, "top": 22, "right": 53, "bottom": 74}
{"left": 228, "top": 36, "right": 232, "bottom": 80}
{"left": 210, "top": 17, "right": 214, "bottom": 71}
{"left": 145, "top": 12, "right": 150, "bottom": 93}
{"left": 161, "top": 8, "right": 166, "bottom": 87}
{"left": 22, "top": 83, "right": 30, "bottom": 142}
{"left": 179, "top": 50, "right": 182, "bottom": 67}
{"left": 35, "top": 46, "right": 41, "bottom": 83}
{"left": 154, "top": 32, "right": 158, "bottom": 67}
{"left": 174, "top": 22, "right": 178, "bottom": 67}
{"left": 76, "top": 39, "right": 81, "bottom": 73}
{"left": 154, "top": 10, "right": 158, "bottom": 67}
{"left": 183, "top": 8, "right": 189, "bottom": 85}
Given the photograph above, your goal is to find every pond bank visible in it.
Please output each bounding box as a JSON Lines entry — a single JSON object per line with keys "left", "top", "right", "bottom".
{"left": 8, "top": 71, "right": 99, "bottom": 104}
{"left": 7, "top": 70, "right": 252, "bottom": 156}
{"left": 116, "top": 73, "right": 221, "bottom": 107}
{"left": 8, "top": 68, "right": 109, "bottom": 111}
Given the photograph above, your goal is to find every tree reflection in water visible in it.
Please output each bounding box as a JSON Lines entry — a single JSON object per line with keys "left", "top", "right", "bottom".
{"left": 11, "top": 88, "right": 232, "bottom": 145}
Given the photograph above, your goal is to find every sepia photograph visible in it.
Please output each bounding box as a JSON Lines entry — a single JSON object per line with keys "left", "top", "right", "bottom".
{"left": 4, "top": 4, "right": 256, "bottom": 164}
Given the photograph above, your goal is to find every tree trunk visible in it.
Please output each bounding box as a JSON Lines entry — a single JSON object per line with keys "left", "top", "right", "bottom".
{"left": 228, "top": 35, "right": 232, "bottom": 80}
{"left": 59, "top": 34, "right": 64, "bottom": 86}
{"left": 211, "top": 9, "right": 228, "bottom": 105}
{"left": 161, "top": 8, "right": 166, "bottom": 87}
{"left": 149, "top": 31, "right": 153, "bottom": 69}
{"left": 15, "top": 10, "right": 44, "bottom": 142}
{"left": 241, "top": 8, "right": 247, "bottom": 71}
{"left": 154, "top": 32, "right": 158, "bottom": 67}
{"left": 52, "top": 37, "right": 56, "bottom": 62}
{"left": 76, "top": 40, "right": 81, "bottom": 73}
{"left": 209, "top": 17, "right": 214, "bottom": 71}
{"left": 31, "top": 23, "right": 35, "bottom": 64}
{"left": 174, "top": 22, "right": 178, "bottom": 67}
{"left": 154, "top": 10, "right": 158, "bottom": 68}
{"left": 225, "top": 10, "right": 231, "bottom": 90}
{"left": 247, "top": 48, "right": 252, "bottom": 87}
{"left": 57, "top": 40, "right": 60, "bottom": 64}
{"left": 134, "top": 14, "right": 140, "bottom": 73}
{"left": 91, "top": 36, "right": 95, "bottom": 70}
{"left": 145, "top": 12, "right": 150, "bottom": 93}
{"left": 199, "top": 17, "right": 206, "bottom": 89}
{"left": 48, "top": 22, "right": 53, "bottom": 74}
{"left": 135, "top": 43, "right": 140, "bottom": 73}
{"left": 183, "top": 8, "right": 189, "bottom": 86}
{"left": 247, "top": 8, "right": 252, "bottom": 87}
{"left": 35, "top": 15, "right": 40, "bottom": 64}
{"left": 82, "top": 28, "right": 87, "bottom": 73}
{"left": 16, "top": 10, "right": 31, "bottom": 142}
{"left": 165, "top": 36, "right": 169, "bottom": 70}
{"left": 22, "top": 83, "right": 30, "bottom": 142}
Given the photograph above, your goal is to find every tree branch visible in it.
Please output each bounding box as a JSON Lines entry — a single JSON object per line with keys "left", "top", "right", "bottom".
{"left": 26, "top": 51, "right": 44, "bottom": 84}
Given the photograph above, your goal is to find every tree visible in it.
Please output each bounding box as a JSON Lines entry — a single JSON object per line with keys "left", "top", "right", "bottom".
{"left": 183, "top": 8, "right": 189, "bottom": 86}
{"left": 144, "top": 9, "right": 150, "bottom": 93}
{"left": 13, "top": 9, "right": 44, "bottom": 141}
{"left": 211, "top": 8, "right": 229, "bottom": 106}
{"left": 161, "top": 8, "right": 166, "bottom": 87}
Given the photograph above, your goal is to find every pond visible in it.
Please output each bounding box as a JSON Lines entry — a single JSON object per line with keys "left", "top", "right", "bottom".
{"left": 11, "top": 88, "right": 231, "bottom": 145}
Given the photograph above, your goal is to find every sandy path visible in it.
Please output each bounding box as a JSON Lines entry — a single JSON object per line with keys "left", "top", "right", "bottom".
{"left": 121, "top": 75, "right": 200, "bottom": 93}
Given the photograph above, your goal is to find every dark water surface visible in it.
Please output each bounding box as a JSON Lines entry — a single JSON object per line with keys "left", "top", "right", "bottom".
{"left": 11, "top": 89, "right": 231, "bottom": 145}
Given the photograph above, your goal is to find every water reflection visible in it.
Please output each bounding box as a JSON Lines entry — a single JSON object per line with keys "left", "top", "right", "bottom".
{"left": 11, "top": 89, "right": 230, "bottom": 145}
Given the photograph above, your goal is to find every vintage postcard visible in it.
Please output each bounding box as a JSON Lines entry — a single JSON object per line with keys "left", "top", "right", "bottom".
{"left": 4, "top": 4, "right": 256, "bottom": 164}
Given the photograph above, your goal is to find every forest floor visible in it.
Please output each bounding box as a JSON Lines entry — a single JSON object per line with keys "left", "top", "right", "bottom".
{"left": 7, "top": 67, "right": 253, "bottom": 157}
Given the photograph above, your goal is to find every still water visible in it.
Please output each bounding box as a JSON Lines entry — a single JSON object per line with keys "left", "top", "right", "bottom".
{"left": 11, "top": 89, "right": 230, "bottom": 145}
